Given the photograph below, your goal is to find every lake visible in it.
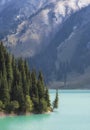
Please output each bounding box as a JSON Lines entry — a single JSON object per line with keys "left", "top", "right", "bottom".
{"left": 0, "top": 90, "right": 90, "bottom": 130}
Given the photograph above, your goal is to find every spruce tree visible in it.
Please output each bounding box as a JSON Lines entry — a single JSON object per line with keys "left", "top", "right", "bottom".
{"left": 24, "top": 60, "right": 31, "bottom": 94}
{"left": 45, "top": 88, "right": 51, "bottom": 107}
{"left": 53, "top": 90, "right": 59, "bottom": 109}
{"left": 37, "top": 71, "right": 45, "bottom": 99}
{"left": 39, "top": 98, "right": 47, "bottom": 113}
{"left": 37, "top": 72, "right": 49, "bottom": 113}
{"left": 0, "top": 42, "right": 52, "bottom": 114}
{"left": 0, "top": 47, "right": 10, "bottom": 105}
{"left": 0, "top": 100, "right": 4, "bottom": 111}
{"left": 25, "top": 95, "right": 33, "bottom": 112}
{"left": 31, "top": 70, "right": 39, "bottom": 112}
{"left": 31, "top": 69, "right": 38, "bottom": 98}
{"left": 18, "top": 58, "right": 29, "bottom": 95}
{"left": 11, "top": 65, "right": 25, "bottom": 111}
{"left": 6, "top": 54, "right": 13, "bottom": 91}
{"left": 0, "top": 77, "right": 10, "bottom": 105}
{"left": 6, "top": 101, "right": 19, "bottom": 113}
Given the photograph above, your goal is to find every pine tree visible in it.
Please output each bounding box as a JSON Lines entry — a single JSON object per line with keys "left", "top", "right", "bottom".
{"left": 31, "top": 69, "right": 38, "bottom": 98}
{"left": 37, "top": 71, "right": 45, "bottom": 99}
{"left": 37, "top": 72, "right": 49, "bottom": 113}
{"left": 24, "top": 60, "right": 31, "bottom": 96}
{"left": 0, "top": 46, "right": 10, "bottom": 105}
{"left": 11, "top": 65, "right": 25, "bottom": 111}
{"left": 45, "top": 88, "right": 51, "bottom": 107}
{"left": 37, "top": 80, "right": 44, "bottom": 99}
{"left": 6, "top": 54, "right": 13, "bottom": 91}
{"left": 53, "top": 90, "right": 59, "bottom": 109}
{"left": 38, "top": 98, "right": 47, "bottom": 113}
{"left": 18, "top": 58, "right": 29, "bottom": 95}
{"left": 25, "top": 95, "right": 33, "bottom": 112}
{"left": 0, "top": 77, "right": 10, "bottom": 105}
{"left": 30, "top": 70, "right": 39, "bottom": 112}
{"left": 0, "top": 42, "right": 52, "bottom": 114}
{"left": 0, "top": 100, "right": 4, "bottom": 111}
{"left": 6, "top": 101, "right": 19, "bottom": 113}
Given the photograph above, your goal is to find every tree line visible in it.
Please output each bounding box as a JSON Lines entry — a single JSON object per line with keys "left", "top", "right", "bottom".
{"left": 0, "top": 42, "right": 58, "bottom": 114}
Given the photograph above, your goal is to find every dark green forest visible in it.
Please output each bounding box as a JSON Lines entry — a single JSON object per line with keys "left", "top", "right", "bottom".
{"left": 0, "top": 42, "right": 58, "bottom": 114}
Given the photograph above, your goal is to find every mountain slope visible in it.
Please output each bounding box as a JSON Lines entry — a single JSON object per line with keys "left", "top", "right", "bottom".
{"left": 1, "top": 0, "right": 90, "bottom": 88}
{"left": 29, "top": 5, "right": 90, "bottom": 88}
{"left": 0, "top": 0, "right": 90, "bottom": 57}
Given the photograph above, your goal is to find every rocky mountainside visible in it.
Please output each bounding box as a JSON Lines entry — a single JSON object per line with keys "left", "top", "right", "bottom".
{"left": 29, "top": 5, "right": 90, "bottom": 88}
{"left": 1, "top": 0, "right": 90, "bottom": 88}
{"left": 0, "top": 0, "right": 90, "bottom": 57}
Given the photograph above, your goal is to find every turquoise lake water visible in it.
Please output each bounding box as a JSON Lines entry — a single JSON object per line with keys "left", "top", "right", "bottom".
{"left": 0, "top": 90, "right": 90, "bottom": 130}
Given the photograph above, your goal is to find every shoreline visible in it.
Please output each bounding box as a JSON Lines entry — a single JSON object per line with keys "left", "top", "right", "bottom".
{"left": 0, "top": 110, "right": 52, "bottom": 118}
{"left": 0, "top": 112, "right": 18, "bottom": 117}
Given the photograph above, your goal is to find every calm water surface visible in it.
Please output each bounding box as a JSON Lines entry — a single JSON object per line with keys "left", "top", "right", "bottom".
{"left": 0, "top": 90, "right": 90, "bottom": 130}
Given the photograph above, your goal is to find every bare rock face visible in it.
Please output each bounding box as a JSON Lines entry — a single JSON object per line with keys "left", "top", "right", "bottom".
{"left": 0, "top": 0, "right": 90, "bottom": 57}
{"left": 29, "top": 5, "right": 90, "bottom": 87}
{"left": 1, "top": 0, "right": 90, "bottom": 88}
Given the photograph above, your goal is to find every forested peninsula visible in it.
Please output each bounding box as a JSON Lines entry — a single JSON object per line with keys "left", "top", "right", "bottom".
{"left": 0, "top": 42, "right": 58, "bottom": 116}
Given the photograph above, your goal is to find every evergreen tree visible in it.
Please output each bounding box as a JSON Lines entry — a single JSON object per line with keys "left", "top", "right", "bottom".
{"left": 0, "top": 44, "right": 10, "bottom": 105}
{"left": 6, "top": 101, "right": 19, "bottom": 113}
{"left": 30, "top": 70, "right": 39, "bottom": 112}
{"left": 0, "top": 77, "right": 10, "bottom": 105}
{"left": 0, "top": 42, "right": 52, "bottom": 114}
{"left": 31, "top": 69, "right": 38, "bottom": 98}
{"left": 25, "top": 95, "right": 33, "bottom": 112}
{"left": 6, "top": 54, "right": 13, "bottom": 91}
{"left": 37, "top": 72, "right": 50, "bottom": 113}
{"left": 39, "top": 98, "right": 47, "bottom": 113}
{"left": 53, "top": 90, "right": 59, "bottom": 109}
{"left": 37, "top": 80, "right": 44, "bottom": 99}
{"left": 24, "top": 60, "right": 31, "bottom": 96}
{"left": 18, "top": 58, "right": 29, "bottom": 95}
{"left": 33, "top": 98, "right": 39, "bottom": 113}
{"left": 11, "top": 66, "right": 25, "bottom": 111}
{"left": 37, "top": 71, "right": 45, "bottom": 99}
{"left": 45, "top": 88, "right": 51, "bottom": 107}
{"left": 0, "top": 100, "right": 4, "bottom": 111}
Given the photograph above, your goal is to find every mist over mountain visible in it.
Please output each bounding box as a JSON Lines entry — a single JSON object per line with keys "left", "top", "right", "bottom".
{"left": 0, "top": 0, "right": 90, "bottom": 88}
